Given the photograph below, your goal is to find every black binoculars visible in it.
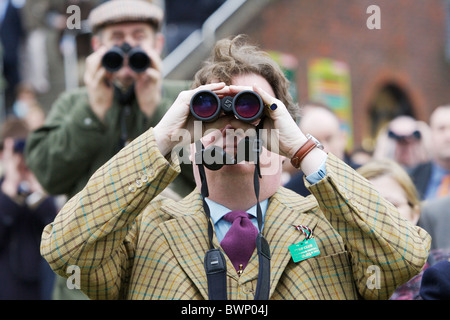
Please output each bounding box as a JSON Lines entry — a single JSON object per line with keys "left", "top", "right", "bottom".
{"left": 101, "top": 43, "right": 151, "bottom": 73}
{"left": 190, "top": 90, "right": 264, "bottom": 123}
{"left": 195, "top": 135, "right": 262, "bottom": 171}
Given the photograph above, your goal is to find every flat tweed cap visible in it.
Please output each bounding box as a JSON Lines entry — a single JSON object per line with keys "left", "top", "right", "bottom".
{"left": 88, "top": 0, "right": 164, "bottom": 33}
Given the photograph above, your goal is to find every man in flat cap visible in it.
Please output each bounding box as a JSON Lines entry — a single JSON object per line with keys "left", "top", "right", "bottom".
{"left": 25, "top": 0, "right": 194, "bottom": 299}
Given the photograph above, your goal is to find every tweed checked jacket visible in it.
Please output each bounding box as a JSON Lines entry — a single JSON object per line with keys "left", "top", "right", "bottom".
{"left": 41, "top": 128, "right": 431, "bottom": 300}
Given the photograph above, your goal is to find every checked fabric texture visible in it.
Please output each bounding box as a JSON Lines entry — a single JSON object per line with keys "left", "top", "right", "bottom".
{"left": 41, "top": 128, "right": 431, "bottom": 300}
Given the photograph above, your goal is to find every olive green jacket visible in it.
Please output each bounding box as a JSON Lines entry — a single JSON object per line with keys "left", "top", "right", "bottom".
{"left": 25, "top": 80, "right": 194, "bottom": 199}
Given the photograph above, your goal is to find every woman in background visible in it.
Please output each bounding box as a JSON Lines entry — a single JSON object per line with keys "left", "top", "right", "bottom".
{"left": 357, "top": 158, "right": 423, "bottom": 299}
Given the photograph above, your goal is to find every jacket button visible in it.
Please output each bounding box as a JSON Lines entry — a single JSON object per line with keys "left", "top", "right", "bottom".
{"left": 83, "top": 117, "right": 92, "bottom": 126}
{"left": 242, "top": 285, "right": 254, "bottom": 294}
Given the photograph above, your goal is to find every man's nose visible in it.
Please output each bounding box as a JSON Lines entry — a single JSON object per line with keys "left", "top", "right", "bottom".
{"left": 121, "top": 37, "right": 139, "bottom": 49}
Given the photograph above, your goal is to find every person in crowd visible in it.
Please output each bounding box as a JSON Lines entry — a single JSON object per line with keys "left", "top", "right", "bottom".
{"left": 0, "top": 0, "right": 25, "bottom": 114}
{"left": 409, "top": 105, "right": 450, "bottom": 200}
{"left": 373, "top": 115, "right": 431, "bottom": 169}
{"left": 26, "top": 0, "right": 193, "bottom": 202}
{"left": 420, "top": 260, "right": 450, "bottom": 300}
{"left": 357, "top": 158, "right": 450, "bottom": 299}
{"left": 0, "top": 117, "right": 57, "bottom": 299}
{"left": 418, "top": 196, "right": 450, "bottom": 251}
{"left": 12, "top": 84, "right": 46, "bottom": 131}
{"left": 40, "top": 35, "right": 430, "bottom": 300}
{"left": 21, "top": 0, "right": 104, "bottom": 109}
{"left": 357, "top": 158, "right": 426, "bottom": 300}
{"left": 25, "top": 0, "right": 193, "bottom": 299}
{"left": 284, "top": 103, "right": 358, "bottom": 196}
{"left": 357, "top": 158, "right": 421, "bottom": 225}
{"left": 349, "top": 146, "right": 373, "bottom": 167}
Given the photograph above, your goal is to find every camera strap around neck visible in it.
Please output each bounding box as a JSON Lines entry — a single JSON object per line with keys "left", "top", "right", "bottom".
{"left": 197, "top": 120, "right": 271, "bottom": 300}
{"left": 114, "top": 84, "right": 136, "bottom": 150}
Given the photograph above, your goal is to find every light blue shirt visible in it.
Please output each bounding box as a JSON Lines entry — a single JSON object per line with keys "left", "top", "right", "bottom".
{"left": 425, "top": 162, "right": 450, "bottom": 200}
{"left": 0, "top": 0, "right": 9, "bottom": 26}
{"left": 207, "top": 158, "right": 327, "bottom": 242}
{"left": 206, "top": 198, "right": 269, "bottom": 243}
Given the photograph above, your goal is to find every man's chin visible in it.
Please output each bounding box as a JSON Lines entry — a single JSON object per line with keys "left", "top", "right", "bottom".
{"left": 114, "top": 76, "right": 135, "bottom": 90}
{"left": 218, "top": 162, "right": 256, "bottom": 175}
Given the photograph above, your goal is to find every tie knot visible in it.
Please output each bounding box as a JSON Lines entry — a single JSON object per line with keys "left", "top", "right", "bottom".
{"left": 223, "top": 210, "right": 252, "bottom": 223}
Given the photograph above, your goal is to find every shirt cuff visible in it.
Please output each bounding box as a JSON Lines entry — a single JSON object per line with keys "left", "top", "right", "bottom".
{"left": 305, "top": 156, "right": 328, "bottom": 184}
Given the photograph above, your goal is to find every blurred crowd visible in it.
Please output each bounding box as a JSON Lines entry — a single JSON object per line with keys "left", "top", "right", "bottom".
{"left": 282, "top": 103, "right": 450, "bottom": 300}
{"left": 1, "top": 0, "right": 450, "bottom": 300}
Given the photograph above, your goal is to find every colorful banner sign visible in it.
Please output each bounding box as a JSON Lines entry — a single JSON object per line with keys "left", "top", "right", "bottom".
{"left": 307, "top": 58, "right": 353, "bottom": 149}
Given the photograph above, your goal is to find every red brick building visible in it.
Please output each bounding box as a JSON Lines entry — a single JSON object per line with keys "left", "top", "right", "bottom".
{"left": 241, "top": 0, "right": 450, "bottom": 150}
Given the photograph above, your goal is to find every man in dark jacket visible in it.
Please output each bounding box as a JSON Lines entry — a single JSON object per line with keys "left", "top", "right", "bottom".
{"left": 409, "top": 105, "right": 450, "bottom": 200}
{"left": 0, "top": 117, "right": 57, "bottom": 299}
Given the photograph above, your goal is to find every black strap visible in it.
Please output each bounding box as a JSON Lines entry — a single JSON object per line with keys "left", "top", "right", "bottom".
{"left": 115, "top": 84, "right": 136, "bottom": 149}
{"left": 255, "top": 234, "right": 271, "bottom": 300}
{"left": 197, "top": 140, "right": 228, "bottom": 300}
{"left": 115, "top": 83, "right": 136, "bottom": 105}
{"left": 204, "top": 249, "right": 227, "bottom": 300}
{"left": 196, "top": 149, "right": 215, "bottom": 250}
{"left": 252, "top": 125, "right": 271, "bottom": 300}
{"left": 198, "top": 119, "right": 271, "bottom": 300}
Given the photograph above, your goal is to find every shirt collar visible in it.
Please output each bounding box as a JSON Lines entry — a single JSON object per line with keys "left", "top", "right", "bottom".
{"left": 205, "top": 197, "right": 269, "bottom": 225}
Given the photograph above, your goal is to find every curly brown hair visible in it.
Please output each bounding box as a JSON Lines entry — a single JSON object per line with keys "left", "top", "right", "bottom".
{"left": 192, "top": 35, "right": 300, "bottom": 121}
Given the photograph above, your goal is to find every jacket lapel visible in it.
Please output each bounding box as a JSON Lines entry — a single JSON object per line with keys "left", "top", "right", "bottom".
{"left": 261, "top": 188, "right": 319, "bottom": 297}
{"left": 159, "top": 189, "right": 223, "bottom": 299}
{"left": 158, "top": 187, "right": 319, "bottom": 300}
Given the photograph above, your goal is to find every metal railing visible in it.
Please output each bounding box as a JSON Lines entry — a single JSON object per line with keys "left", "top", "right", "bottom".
{"left": 59, "top": 0, "right": 271, "bottom": 87}
{"left": 162, "top": 0, "right": 270, "bottom": 80}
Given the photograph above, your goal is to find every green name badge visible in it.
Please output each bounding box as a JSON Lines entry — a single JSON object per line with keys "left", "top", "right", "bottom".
{"left": 289, "top": 238, "right": 321, "bottom": 263}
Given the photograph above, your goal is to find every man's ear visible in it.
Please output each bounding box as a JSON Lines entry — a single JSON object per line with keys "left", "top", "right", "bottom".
{"left": 91, "top": 35, "right": 101, "bottom": 51}
{"left": 154, "top": 33, "right": 165, "bottom": 55}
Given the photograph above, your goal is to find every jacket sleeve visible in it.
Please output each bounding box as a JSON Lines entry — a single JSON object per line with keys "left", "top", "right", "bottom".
{"left": 306, "top": 153, "right": 431, "bottom": 300}
{"left": 25, "top": 89, "right": 107, "bottom": 195}
{"left": 40, "top": 128, "right": 180, "bottom": 299}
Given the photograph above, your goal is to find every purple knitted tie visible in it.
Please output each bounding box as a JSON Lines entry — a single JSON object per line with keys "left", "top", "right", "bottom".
{"left": 220, "top": 211, "right": 258, "bottom": 272}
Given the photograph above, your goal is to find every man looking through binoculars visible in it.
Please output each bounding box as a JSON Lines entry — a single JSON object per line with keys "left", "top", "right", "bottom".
{"left": 41, "top": 35, "right": 431, "bottom": 300}
{"left": 26, "top": 0, "right": 193, "bottom": 201}
{"left": 85, "top": 11, "right": 163, "bottom": 122}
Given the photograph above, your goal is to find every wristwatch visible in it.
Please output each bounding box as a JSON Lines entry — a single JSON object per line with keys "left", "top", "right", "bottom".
{"left": 290, "top": 134, "right": 324, "bottom": 169}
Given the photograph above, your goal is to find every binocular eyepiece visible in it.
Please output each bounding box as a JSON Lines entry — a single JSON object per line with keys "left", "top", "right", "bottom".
{"left": 190, "top": 90, "right": 264, "bottom": 123}
{"left": 101, "top": 43, "right": 151, "bottom": 73}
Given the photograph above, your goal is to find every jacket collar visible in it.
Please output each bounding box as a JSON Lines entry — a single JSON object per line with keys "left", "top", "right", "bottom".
{"left": 159, "top": 187, "right": 318, "bottom": 299}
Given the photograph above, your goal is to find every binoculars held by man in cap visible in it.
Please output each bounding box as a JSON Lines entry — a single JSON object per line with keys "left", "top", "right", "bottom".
{"left": 190, "top": 90, "right": 264, "bottom": 123}
{"left": 102, "top": 43, "right": 151, "bottom": 73}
